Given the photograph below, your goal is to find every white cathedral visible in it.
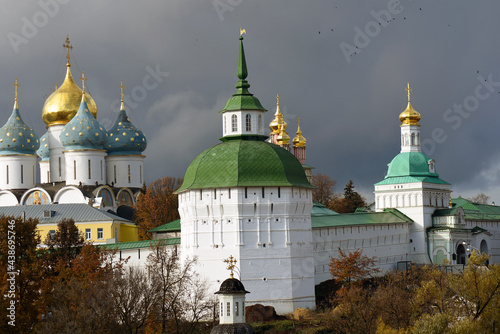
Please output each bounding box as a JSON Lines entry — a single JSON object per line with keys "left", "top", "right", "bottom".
{"left": 1, "top": 34, "right": 499, "bottom": 315}
{"left": 0, "top": 36, "right": 145, "bottom": 244}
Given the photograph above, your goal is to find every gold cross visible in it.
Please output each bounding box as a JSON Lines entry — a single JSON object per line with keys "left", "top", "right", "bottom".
{"left": 223, "top": 255, "right": 237, "bottom": 279}
{"left": 119, "top": 80, "right": 125, "bottom": 102}
{"left": 405, "top": 82, "right": 412, "bottom": 102}
{"left": 80, "top": 71, "right": 87, "bottom": 93}
{"left": 13, "top": 78, "right": 19, "bottom": 101}
{"left": 63, "top": 35, "right": 73, "bottom": 64}
{"left": 240, "top": 27, "right": 246, "bottom": 36}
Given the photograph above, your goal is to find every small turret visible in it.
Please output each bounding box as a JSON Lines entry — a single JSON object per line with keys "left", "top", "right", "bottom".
{"left": 211, "top": 255, "right": 255, "bottom": 334}
{"left": 293, "top": 117, "right": 307, "bottom": 164}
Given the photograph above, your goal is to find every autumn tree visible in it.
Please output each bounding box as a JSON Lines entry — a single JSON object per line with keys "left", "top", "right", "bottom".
{"left": 36, "top": 245, "right": 125, "bottom": 334}
{"left": 44, "top": 218, "right": 85, "bottom": 267}
{"left": 329, "top": 248, "right": 379, "bottom": 287}
{"left": 311, "top": 173, "right": 336, "bottom": 205}
{"left": 329, "top": 180, "right": 366, "bottom": 213}
{"left": 468, "top": 193, "right": 490, "bottom": 204}
{"left": 147, "top": 243, "right": 211, "bottom": 334}
{"left": 112, "top": 267, "right": 158, "bottom": 334}
{"left": 0, "top": 215, "right": 44, "bottom": 333}
{"left": 134, "top": 176, "right": 183, "bottom": 240}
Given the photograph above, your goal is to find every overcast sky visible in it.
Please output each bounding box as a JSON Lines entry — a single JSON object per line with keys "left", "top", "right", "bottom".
{"left": 1, "top": 1, "right": 500, "bottom": 203}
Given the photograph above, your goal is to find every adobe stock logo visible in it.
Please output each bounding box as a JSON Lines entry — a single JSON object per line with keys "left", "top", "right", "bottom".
{"left": 340, "top": 0, "right": 412, "bottom": 64}
{"left": 421, "top": 73, "right": 500, "bottom": 155}
{"left": 7, "top": 0, "right": 71, "bottom": 54}
{"left": 212, "top": 0, "right": 244, "bottom": 22}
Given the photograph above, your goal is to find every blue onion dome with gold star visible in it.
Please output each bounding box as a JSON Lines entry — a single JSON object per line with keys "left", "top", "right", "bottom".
{"left": 107, "top": 85, "right": 147, "bottom": 155}
{"left": 0, "top": 83, "right": 39, "bottom": 155}
{"left": 60, "top": 93, "right": 107, "bottom": 150}
{"left": 37, "top": 132, "right": 50, "bottom": 161}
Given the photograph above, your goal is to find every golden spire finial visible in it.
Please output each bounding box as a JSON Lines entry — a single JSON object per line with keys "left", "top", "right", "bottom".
{"left": 240, "top": 27, "right": 246, "bottom": 36}
{"left": 406, "top": 82, "right": 412, "bottom": 103}
{"left": 119, "top": 80, "right": 125, "bottom": 102}
{"left": 63, "top": 35, "right": 73, "bottom": 66}
{"left": 13, "top": 78, "right": 19, "bottom": 109}
{"left": 119, "top": 80, "right": 125, "bottom": 110}
{"left": 223, "top": 255, "right": 237, "bottom": 279}
{"left": 13, "top": 78, "right": 19, "bottom": 101}
{"left": 276, "top": 93, "right": 280, "bottom": 106}
{"left": 80, "top": 71, "right": 87, "bottom": 94}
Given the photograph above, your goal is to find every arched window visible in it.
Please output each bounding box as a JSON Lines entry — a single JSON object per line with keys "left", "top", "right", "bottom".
{"left": 411, "top": 133, "right": 416, "bottom": 145}
{"left": 258, "top": 115, "right": 262, "bottom": 132}
{"left": 231, "top": 115, "right": 237, "bottom": 132}
{"left": 245, "top": 114, "right": 251, "bottom": 132}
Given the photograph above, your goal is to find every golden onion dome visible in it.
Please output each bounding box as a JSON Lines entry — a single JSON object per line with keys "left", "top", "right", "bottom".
{"left": 42, "top": 64, "right": 97, "bottom": 127}
{"left": 277, "top": 120, "right": 290, "bottom": 145}
{"left": 269, "top": 93, "right": 284, "bottom": 134}
{"left": 399, "top": 83, "right": 421, "bottom": 126}
{"left": 293, "top": 117, "right": 307, "bottom": 147}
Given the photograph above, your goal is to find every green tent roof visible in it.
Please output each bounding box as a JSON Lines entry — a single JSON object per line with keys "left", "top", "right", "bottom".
{"left": 176, "top": 138, "right": 313, "bottom": 192}
{"left": 220, "top": 36, "right": 266, "bottom": 113}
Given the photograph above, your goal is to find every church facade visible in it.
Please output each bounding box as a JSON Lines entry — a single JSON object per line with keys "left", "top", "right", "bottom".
{"left": 0, "top": 36, "right": 147, "bottom": 244}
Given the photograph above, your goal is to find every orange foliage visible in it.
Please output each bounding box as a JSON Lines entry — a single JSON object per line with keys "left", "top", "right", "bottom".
{"left": 329, "top": 248, "right": 379, "bottom": 286}
{"left": 134, "top": 177, "right": 183, "bottom": 240}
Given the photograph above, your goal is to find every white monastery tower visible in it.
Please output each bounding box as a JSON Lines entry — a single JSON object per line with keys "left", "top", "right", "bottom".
{"left": 176, "top": 32, "right": 316, "bottom": 314}
{"left": 374, "top": 84, "right": 451, "bottom": 263}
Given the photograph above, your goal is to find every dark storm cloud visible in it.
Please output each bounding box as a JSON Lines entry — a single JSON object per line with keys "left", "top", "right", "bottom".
{"left": 0, "top": 0, "right": 499, "bottom": 201}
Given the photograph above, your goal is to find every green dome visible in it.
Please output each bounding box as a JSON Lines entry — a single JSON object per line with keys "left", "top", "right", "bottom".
{"left": 176, "top": 138, "right": 313, "bottom": 192}
{"left": 386, "top": 152, "right": 438, "bottom": 178}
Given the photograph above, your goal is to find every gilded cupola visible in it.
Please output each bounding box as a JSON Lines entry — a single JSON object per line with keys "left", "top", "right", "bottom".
{"left": 292, "top": 117, "right": 306, "bottom": 147}
{"left": 269, "top": 93, "right": 284, "bottom": 134}
{"left": 399, "top": 82, "right": 421, "bottom": 126}
{"left": 42, "top": 36, "right": 97, "bottom": 127}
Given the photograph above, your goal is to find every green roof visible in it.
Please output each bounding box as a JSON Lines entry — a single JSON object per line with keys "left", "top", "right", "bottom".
{"left": 311, "top": 208, "right": 413, "bottom": 229}
{"left": 311, "top": 201, "right": 338, "bottom": 216}
{"left": 375, "top": 176, "right": 450, "bottom": 185}
{"left": 101, "top": 238, "right": 180, "bottom": 251}
{"left": 433, "top": 197, "right": 500, "bottom": 221}
{"left": 176, "top": 138, "right": 313, "bottom": 192}
{"left": 375, "top": 152, "right": 449, "bottom": 185}
{"left": 148, "top": 219, "right": 180, "bottom": 233}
